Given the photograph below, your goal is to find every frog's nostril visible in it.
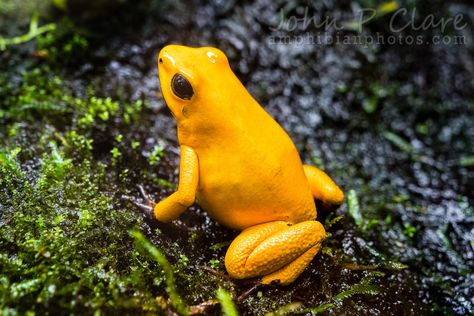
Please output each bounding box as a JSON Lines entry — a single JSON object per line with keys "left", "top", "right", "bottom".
{"left": 159, "top": 53, "right": 176, "bottom": 67}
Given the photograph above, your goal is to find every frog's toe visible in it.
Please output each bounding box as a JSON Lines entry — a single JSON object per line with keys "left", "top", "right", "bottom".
{"left": 261, "top": 244, "right": 320, "bottom": 285}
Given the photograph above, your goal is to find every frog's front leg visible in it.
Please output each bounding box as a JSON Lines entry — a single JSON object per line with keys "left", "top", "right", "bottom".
{"left": 225, "top": 220, "right": 325, "bottom": 285}
{"left": 303, "top": 165, "right": 344, "bottom": 206}
{"left": 153, "top": 145, "right": 199, "bottom": 222}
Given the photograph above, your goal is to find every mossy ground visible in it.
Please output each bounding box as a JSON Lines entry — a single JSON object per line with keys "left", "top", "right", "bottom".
{"left": 1, "top": 0, "right": 473, "bottom": 315}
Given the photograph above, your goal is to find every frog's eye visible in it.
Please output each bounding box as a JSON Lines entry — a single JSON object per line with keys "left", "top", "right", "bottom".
{"left": 171, "top": 74, "right": 194, "bottom": 100}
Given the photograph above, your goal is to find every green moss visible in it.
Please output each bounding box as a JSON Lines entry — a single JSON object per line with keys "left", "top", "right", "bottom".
{"left": 0, "top": 66, "right": 168, "bottom": 314}
{"left": 130, "top": 230, "right": 189, "bottom": 315}
{"left": 402, "top": 223, "right": 417, "bottom": 239}
{"left": 148, "top": 145, "right": 164, "bottom": 166}
{"left": 0, "top": 146, "right": 160, "bottom": 314}
{"left": 209, "top": 258, "right": 221, "bottom": 270}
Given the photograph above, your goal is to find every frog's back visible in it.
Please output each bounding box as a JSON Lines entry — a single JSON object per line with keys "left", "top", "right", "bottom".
{"left": 169, "top": 48, "right": 316, "bottom": 230}
{"left": 193, "top": 104, "right": 316, "bottom": 230}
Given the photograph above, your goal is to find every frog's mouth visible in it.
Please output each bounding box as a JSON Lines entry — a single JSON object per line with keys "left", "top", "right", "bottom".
{"left": 160, "top": 94, "right": 181, "bottom": 121}
{"left": 160, "top": 97, "right": 174, "bottom": 118}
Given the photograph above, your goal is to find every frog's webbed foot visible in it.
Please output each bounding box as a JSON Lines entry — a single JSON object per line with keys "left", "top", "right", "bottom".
{"left": 121, "top": 185, "right": 156, "bottom": 218}
{"left": 225, "top": 221, "right": 326, "bottom": 286}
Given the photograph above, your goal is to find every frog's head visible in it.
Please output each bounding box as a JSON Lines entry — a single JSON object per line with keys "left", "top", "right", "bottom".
{"left": 158, "top": 45, "right": 247, "bottom": 127}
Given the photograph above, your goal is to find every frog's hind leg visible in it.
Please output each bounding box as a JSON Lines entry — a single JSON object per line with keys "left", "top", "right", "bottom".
{"left": 224, "top": 220, "right": 325, "bottom": 285}
{"left": 303, "top": 164, "right": 344, "bottom": 206}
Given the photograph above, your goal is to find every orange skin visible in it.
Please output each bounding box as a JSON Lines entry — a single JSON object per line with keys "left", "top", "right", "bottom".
{"left": 155, "top": 45, "right": 344, "bottom": 285}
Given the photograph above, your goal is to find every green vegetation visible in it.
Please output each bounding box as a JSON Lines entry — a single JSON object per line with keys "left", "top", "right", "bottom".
{"left": 383, "top": 131, "right": 413, "bottom": 155}
{"left": 131, "top": 230, "right": 189, "bottom": 315}
{"left": 347, "top": 189, "right": 364, "bottom": 228}
{"left": 1, "top": 0, "right": 472, "bottom": 315}
{"left": 299, "top": 279, "right": 380, "bottom": 315}
{"left": 0, "top": 13, "right": 56, "bottom": 50}
{"left": 148, "top": 145, "right": 165, "bottom": 166}
{"left": 0, "top": 66, "right": 160, "bottom": 314}
{"left": 459, "top": 156, "right": 474, "bottom": 167}
{"left": 0, "top": 144, "right": 156, "bottom": 314}
{"left": 347, "top": 189, "right": 378, "bottom": 231}
{"left": 216, "top": 288, "right": 239, "bottom": 316}
{"left": 265, "top": 276, "right": 381, "bottom": 315}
